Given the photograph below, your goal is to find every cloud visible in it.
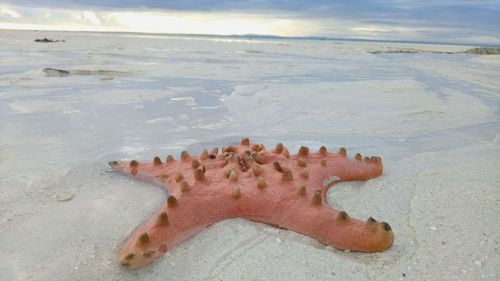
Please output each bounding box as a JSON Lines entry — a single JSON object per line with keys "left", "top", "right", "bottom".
{"left": 0, "top": 4, "right": 318, "bottom": 36}
{"left": 0, "top": 6, "right": 21, "bottom": 18}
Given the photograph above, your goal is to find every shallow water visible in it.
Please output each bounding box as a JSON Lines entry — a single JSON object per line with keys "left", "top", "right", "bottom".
{"left": 0, "top": 30, "right": 499, "bottom": 281}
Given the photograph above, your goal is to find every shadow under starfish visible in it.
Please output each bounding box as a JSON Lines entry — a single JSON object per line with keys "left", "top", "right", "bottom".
{"left": 110, "top": 138, "right": 394, "bottom": 269}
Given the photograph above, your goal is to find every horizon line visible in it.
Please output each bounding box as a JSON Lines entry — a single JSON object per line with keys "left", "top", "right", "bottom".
{"left": 1, "top": 27, "right": 499, "bottom": 48}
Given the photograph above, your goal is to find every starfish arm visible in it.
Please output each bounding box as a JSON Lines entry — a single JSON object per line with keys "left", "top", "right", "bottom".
{"left": 116, "top": 191, "right": 239, "bottom": 269}
{"left": 112, "top": 158, "right": 241, "bottom": 269}
{"left": 109, "top": 159, "right": 175, "bottom": 193}
{"left": 239, "top": 189, "right": 394, "bottom": 252}
{"left": 235, "top": 150, "right": 392, "bottom": 252}
{"left": 266, "top": 204, "right": 394, "bottom": 251}
{"left": 109, "top": 153, "right": 230, "bottom": 194}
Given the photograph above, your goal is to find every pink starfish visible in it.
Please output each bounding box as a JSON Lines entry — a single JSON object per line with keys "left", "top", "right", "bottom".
{"left": 110, "top": 138, "right": 394, "bottom": 269}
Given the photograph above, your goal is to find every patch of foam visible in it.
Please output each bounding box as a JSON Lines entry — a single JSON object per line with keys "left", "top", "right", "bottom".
{"left": 120, "top": 145, "right": 148, "bottom": 156}
{"left": 491, "top": 134, "right": 500, "bottom": 145}
{"left": 166, "top": 139, "right": 199, "bottom": 150}
{"left": 170, "top": 96, "right": 197, "bottom": 106}
{"left": 191, "top": 121, "right": 225, "bottom": 130}
{"left": 144, "top": 117, "right": 176, "bottom": 125}
{"left": 9, "top": 100, "right": 73, "bottom": 114}
{"left": 86, "top": 89, "right": 176, "bottom": 105}
{"left": 191, "top": 106, "right": 220, "bottom": 110}
{"left": 178, "top": 114, "right": 190, "bottom": 121}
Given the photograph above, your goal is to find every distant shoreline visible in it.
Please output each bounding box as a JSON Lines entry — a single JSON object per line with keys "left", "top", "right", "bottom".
{"left": 1, "top": 28, "right": 499, "bottom": 48}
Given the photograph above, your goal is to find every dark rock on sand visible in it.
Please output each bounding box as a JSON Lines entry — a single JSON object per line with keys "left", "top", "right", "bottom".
{"left": 43, "top": 68, "right": 129, "bottom": 77}
{"left": 369, "top": 48, "right": 454, "bottom": 54}
{"left": 43, "top": 68, "right": 70, "bottom": 76}
{"left": 463, "top": 47, "right": 500, "bottom": 55}
{"left": 35, "top": 38, "right": 65, "bottom": 43}
{"left": 369, "top": 46, "right": 500, "bottom": 55}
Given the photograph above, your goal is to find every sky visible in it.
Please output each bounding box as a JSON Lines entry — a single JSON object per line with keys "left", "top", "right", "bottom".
{"left": 0, "top": 0, "right": 499, "bottom": 45}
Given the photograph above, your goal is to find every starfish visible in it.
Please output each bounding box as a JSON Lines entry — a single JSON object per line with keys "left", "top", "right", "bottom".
{"left": 109, "top": 138, "right": 394, "bottom": 269}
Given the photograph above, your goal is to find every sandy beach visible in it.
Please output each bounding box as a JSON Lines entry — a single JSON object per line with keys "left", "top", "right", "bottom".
{"left": 0, "top": 30, "right": 498, "bottom": 281}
